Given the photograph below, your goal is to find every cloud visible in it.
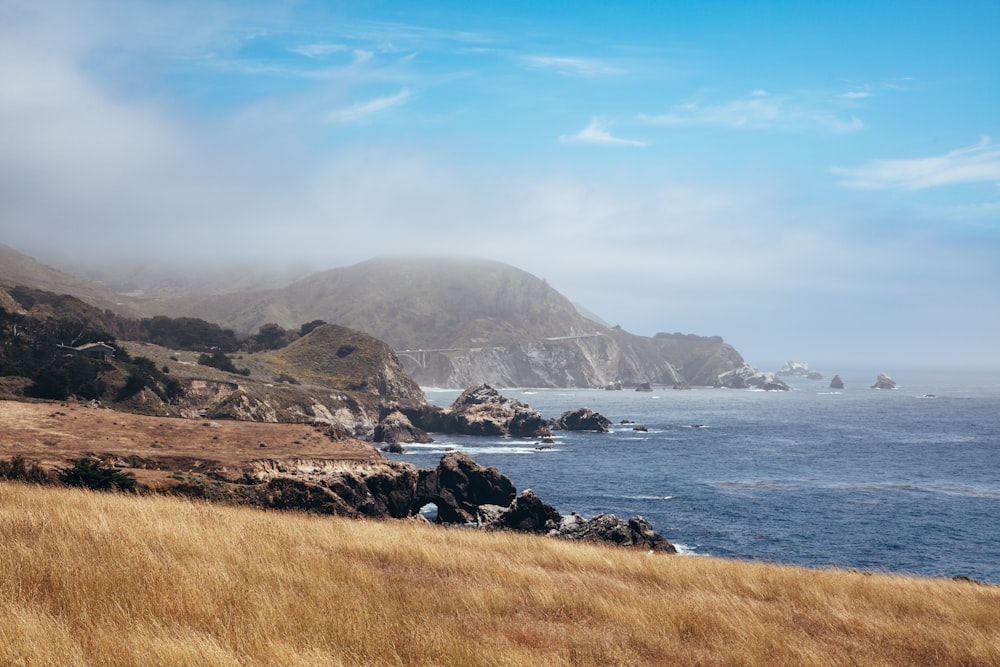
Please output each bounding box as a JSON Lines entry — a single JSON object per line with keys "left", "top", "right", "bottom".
{"left": 830, "top": 137, "right": 1000, "bottom": 190}
{"left": 290, "top": 43, "right": 351, "bottom": 58}
{"left": 326, "top": 87, "right": 413, "bottom": 123}
{"left": 639, "top": 91, "right": 863, "bottom": 133}
{"left": 522, "top": 55, "right": 623, "bottom": 77}
{"left": 838, "top": 91, "right": 873, "bottom": 99}
{"left": 559, "top": 118, "right": 647, "bottom": 147}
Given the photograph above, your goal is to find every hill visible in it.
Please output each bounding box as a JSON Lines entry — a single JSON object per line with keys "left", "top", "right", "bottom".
{"left": 0, "top": 244, "right": 746, "bottom": 389}
{"left": 2, "top": 482, "right": 998, "bottom": 666}
{"left": 143, "top": 257, "right": 744, "bottom": 388}
{"left": 0, "top": 244, "right": 137, "bottom": 316}
{"left": 0, "top": 284, "right": 426, "bottom": 439}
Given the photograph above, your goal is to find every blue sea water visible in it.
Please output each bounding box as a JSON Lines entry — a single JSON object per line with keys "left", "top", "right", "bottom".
{"left": 386, "top": 369, "right": 1000, "bottom": 584}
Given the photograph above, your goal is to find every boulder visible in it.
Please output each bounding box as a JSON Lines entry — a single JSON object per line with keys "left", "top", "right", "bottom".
{"left": 635, "top": 381, "right": 653, "bottom": 392}
{"left": 604, "top": 380, "right": 623, "bottom": 391}
{"left": 553, "top": 407, "right": 611, "bottom": 432}
{"left": 551, "top": 513, "right": 676, "bottom": 552}
{"left": 871, "top": 373, "right": 897, "bottom": 390}
{"left": 829, "top": 374, "right": 844, "bottom": 389}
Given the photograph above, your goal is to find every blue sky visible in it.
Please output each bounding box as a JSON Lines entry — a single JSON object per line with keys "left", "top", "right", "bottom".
{"left": 1, "top": 0, "right": 998, "bottom": 368}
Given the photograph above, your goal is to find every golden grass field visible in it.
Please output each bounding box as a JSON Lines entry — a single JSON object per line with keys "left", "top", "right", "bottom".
{"left": 1, "top": 481, "right": 998, "bottom": 666}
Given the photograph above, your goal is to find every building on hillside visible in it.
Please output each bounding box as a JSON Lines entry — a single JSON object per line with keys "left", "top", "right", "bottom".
{"left": 57, "top": 342, "right": 116, "bottom": 362}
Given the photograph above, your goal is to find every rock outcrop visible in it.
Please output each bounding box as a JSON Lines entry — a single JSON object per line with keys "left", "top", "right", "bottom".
{"left": 373, "top": 410, "right": 432, "bottom": 445}
{"left": 871, "top": 373, "right": 897, "bottom": 390}
{"left": 244, "top": 451, "right": 675, "bottom": 551}
{"left": 715, "top": 364, "right": 790, "bottom": 391}
{"left": 551, "top": 513, "right": 676, "bottom": 553}
{"left": 425, "top": 451, "right": 518, "bottom": 523}
{"left": 552, "top": 407, "right": 612, "bottom": 432}
{"left": 829, "top": 374, "right": 844, "bottom": 389}
{"left": 777, "top": 361, "right": 824, "bottom": 380}
{"left": 406, "top": 384, "right": 551, "bottom": 438}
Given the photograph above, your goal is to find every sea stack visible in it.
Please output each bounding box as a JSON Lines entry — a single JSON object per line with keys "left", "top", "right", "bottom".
{"left": 829, "top": 374, "right": 844, "bottom": 389}
{"left": 870, "top": 373, "right": 897, "bottom": 390}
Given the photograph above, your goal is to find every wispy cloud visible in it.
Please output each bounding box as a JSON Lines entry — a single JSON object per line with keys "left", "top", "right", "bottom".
{"left": 559, "top": 119, "right": 647, "bottom": 147}
{"left": 326, "top": 88, "right": 412, "bottom": 123}
{"left": 289, "top": 43, "right": 351, "bottom": 58}
{"left": 830, "top": 137, "right": 1000, "bottom": 190}
{"left": 639, "top": 91, "right": 863, "bottom": 133}
{"left": 523, "top": 55, "right": 624, "bottom": 77}
{"left": 838, "top": 90, "right": 872, "bottom": 99}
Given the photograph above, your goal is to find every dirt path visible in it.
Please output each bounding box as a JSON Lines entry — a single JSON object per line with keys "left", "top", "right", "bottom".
{"left": 0, "top": 399, "right": 380, "bottom": 485}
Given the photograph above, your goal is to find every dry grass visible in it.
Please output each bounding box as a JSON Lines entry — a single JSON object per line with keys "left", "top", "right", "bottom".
{"left": 1, "top": 482, "right": 998, "bottom": 666}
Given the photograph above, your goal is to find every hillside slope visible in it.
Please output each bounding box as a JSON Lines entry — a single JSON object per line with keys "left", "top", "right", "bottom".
{"left": 3, "top": 482, "right": 998, "bottom": 666}
{"left": 146, "top": 257, "right": 743, "bottom": 388}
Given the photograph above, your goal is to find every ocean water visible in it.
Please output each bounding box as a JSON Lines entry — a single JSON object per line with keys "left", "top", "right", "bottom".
{"left": 386, "top": 369, "right": 1000, "bottom": 584}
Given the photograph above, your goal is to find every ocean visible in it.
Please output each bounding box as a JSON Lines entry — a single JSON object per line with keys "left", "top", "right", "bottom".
{"left": 385, "top": 368, "right": 1000, "bottom": 584}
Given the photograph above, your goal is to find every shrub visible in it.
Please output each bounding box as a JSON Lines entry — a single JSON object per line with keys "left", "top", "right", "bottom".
{"left": 57, "top": 457, "right": 139, "bottom": 492}
{"left": 0, "top": 456, "right": 54, "bottom": 484}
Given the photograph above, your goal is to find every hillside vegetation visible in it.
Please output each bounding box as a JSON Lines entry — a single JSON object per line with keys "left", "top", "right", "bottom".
{"left": 2, "top": 482, "right": 998, "bottom": 666}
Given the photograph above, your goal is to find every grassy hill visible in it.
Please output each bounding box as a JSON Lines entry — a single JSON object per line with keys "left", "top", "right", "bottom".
{"left": 148, "top": 257, "right": 596, "bottom": 348}
{"left": 2, "top": 482, "right": 998, "bottom": 666}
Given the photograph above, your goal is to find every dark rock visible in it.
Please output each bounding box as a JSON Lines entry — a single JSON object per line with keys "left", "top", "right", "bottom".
{"left": 632, "top": 426, "right": 648, "bottom": 432}
{"left": 429, "top": 451, "right": 517, "bottom": 524}
{"left": 553, "top": 407, "right": 611, "bottom": 432}
{"left": 552, "top": 513, "right": 676, "bottom": 552}
{"left": 635, "top": 381, "right": 653, "bottom": 392}
{"left": 604, "top": 380, "right": 623, "bottom": 391}
{"left": 495, "top": 489, "right": 563, "bottom": 533}
{"left": 829, "top": 374, "right": 844, "bottom": 389}
{"left": 374, "top": 410, "right": 432, "bottom": 445}
{"left": 380, "top": 442, "right": 406, "bottom": 454}
{"left": 871, "top": 373, "right": 897, "bottom": 390}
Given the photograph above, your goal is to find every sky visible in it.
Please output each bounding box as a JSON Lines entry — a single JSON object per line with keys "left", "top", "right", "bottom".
{"left": 1, "top": 0, "right": 998, "bottom": 369}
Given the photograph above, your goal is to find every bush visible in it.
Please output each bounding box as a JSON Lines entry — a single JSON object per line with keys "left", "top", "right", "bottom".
{"left": 198, "top": 351, "right": 250, "bottom": 376}
{"left": 0, "top": 456, "right": 54, "bottom": 484}
{"left": 57, "top": 457, "right": 139, "bottom": 492}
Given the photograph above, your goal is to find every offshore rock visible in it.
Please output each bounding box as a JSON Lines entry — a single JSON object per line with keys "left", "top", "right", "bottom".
{"left": 444, "top": 384, "right": 551, "bottom": 438}
{"left": 777, "top": 361, "right": 824, "bottom": 380}
{"left": 553, "top": 407, "right": 611, "bottom": 432}
{"left": 871, "top": 373, "right": 897, "bottom": 390}
{"left": 715, "top": 364, "right": 790, "bottom": 391}
{"left": 552, "top": 513, "right": 676, "bottom": 553}
{"left": 829, "top": 374, "right": 845, "bottom": 389}
{"left": 635, "top": 381, "right": 653, "bottom": 392}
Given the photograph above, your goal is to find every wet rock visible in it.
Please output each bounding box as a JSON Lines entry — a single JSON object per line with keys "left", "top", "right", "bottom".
{"left": 635, "top": 381, "right": 653, "bottom": 392}
{"left": 553, "top": 407, "right": 611, "bottom": 432}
